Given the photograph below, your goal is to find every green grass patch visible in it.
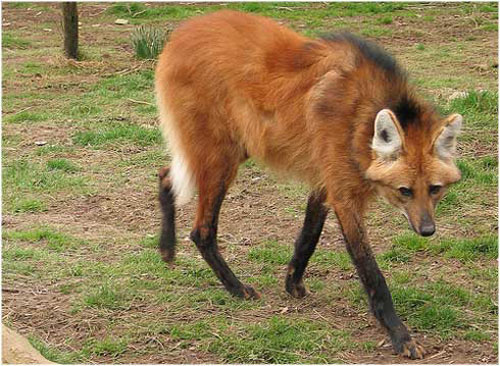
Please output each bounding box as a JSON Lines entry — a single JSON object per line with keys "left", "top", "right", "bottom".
{"left": 29, "top": 333, "right": 128, "bottom": 363}
{"left": 361, "top": 27, "right": 393, "bottom": 37}
{"left": 121, "top": 249, "right": 168, "bottom": 277}
{"left": 10, "top": 198, "right": 47, "bottom": 213}
{"left": 120, "top": 149, "right": 165, "bottom": 168}
{"left": 3, "top": 158, "right": 89, "bottom": 197}
{"left": 169, "top": 319, "right": 220, "bottom": 341}
{"left": 313, "top": 249, "right": 352, "bottom": 271}
{"left": 3, "top": 246, "right": 42, "bottom": 261}
{"left": 379, "top": 233, "right": 427, "bottom": 266}
{"left": 93, "top": 69, "right": 154, "bottom": 96}
{"left": 436, "top": 188, "right": 460, "bottom": 214}
{"left": 448, "top": 90, "right": 498, "bottom": 128}
{"left": 380, "top": 246, "right": 412, "bottom": 264}
{"left": 5, "top": 2, "right": 33, "bottom": 8}
{"left": 73, "top": 123, "right": 161, "bottom": 147}
{"left": 82, "top": 283, "right": 130, "bottom": 309}
{"left": 105, "top": 2, "right": 408, "bottom": 24}
{"left": 390, "top": 285, "right": 463, "bottom": 337}
{"left": 481, "top": 23, "right": 498, "bottom": 31}
{"left": 248, "top": 240, "right": 291, "bottom": 265}
{"left": 28, "top": 336, "right": 82, "bottom": 364}
{"left": 3, "top": 110, "right": 51, "bottom": 124}
{"left": 3, "top": 32, "right": 31, "bottom": 48}
{"left": 209, "top": 316, "right": 349, "bottom": 363}
{"left": 436, "top": 156, "right": 497, "bottom": 216}
{"left": 82, "top": 337, "right": 128, "bottom": 357}
{"left": 376, "top": 16, "right": 393, "bottom": 25}
{"left": 464, "top": 330, "right": 491, "bottom": 342}
{"left": 139, "top": 234, "right": 159, "bottom": 249}
{"left": 327, "top": 2, "right": 406, "bottom": 16}
{"left": 47, "top": 158, "right": 79, "bottom": 173}
{"left": 21, "top": 61, "right": 45, "bottom": 75}
{"left": 432, "top": 236, "right": 498, "bottom": 261}
{"left": 479, "top": 4, "right": 498, "bottom": 13}
{"left": 456, "top": 158, "right": 497, "bottom": 186}
{"left": 4, "top": 227, "right": 85, "bottom": 252}
{"left": 380, "top": 233, "right": 497, "bottom": 266}
{"left": 36, "top": 145, "right": 75, "bottom": 156}
{"left": 106, "top": 2, "right": 149, "bottom": 17}
{"left": 132, "top": 25, "right": 168, "bottom": 60}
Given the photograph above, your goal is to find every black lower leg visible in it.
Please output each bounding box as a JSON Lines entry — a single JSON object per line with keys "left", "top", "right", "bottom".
{"left": 191, "top": 182, "right": 260, "bottom": 299}
{"left": 158, "top": 168, "right": 176, "bottom": 262}
{"left": 337, "top": 209, "right": 425, "bottom": 359}
{"left": 190, "top": 227, "right": 259, "bottom": 299}
{"left": 348, "top": 247, "right": 408, "bottom": 334}
{"left": 286, "top": 190, "right": 328, "bottom": 297}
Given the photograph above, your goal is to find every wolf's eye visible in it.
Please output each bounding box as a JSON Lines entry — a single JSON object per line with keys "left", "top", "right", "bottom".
{"left": 399, "top": 187, "right": 413, "bottom": 197}
{"left": 429, "top": 185, "right": 442, "bottom": 195}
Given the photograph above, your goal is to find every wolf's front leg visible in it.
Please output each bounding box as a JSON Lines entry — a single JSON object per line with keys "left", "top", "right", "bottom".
{"left": 334, "top": 203, "right": 426, "bottom": 359}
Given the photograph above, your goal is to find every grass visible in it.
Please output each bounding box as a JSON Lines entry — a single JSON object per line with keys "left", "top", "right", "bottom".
{"left": 2, "top": 159, "right": 91, "bottom": 213}
{"left": 381, "top": 233, "right": 498, "bottom": 264}
{"left": 376, "top": 16, "right": 393, "bottom": 25}
{"left": 28, "top": 335, "right": 128, "bottom": 363}
{"left": 82, "top": 283, "right": 130, "bottom": 310}
{"left": 248, "top": 240, "right": 291, "bottom": 265}
{"left": 11, "top": 198, "right": 47, "bottom": 213}
{"left": 2, "top": 2, "right": 497, "bottom": 364}
{"left": 73, "top": 124, "right": 161, "bottom": 147}
{"left": 448, "top": 90, "right": 498, "bottom": 128}
{"left": 105, "top": 2, "right": 408, "bottom": 23}
{"left": 208, "top": 316, "right": 349, "bottom": 363}
{"left": 434, "top": 236, "right": 498, "bottom": 261}
{"left": 348, "top": 274, "right": 497, "bottom": 339}
{"left": 3, "top": 110, "right": 51, "bottom": 124}
{"left": 131, "top": 25, "right": 168, "bottom": 60}
{"left": 4, "top": 227, "right": 86, "bottom": 252}
{"left": 3, "top": 32, "right": 31, "bottom": 48}
{"left": 416, "top": 43, "right": 425, "bottom": 51}
{"left": 47, "top": 158, "right": 79, "bottom": 173}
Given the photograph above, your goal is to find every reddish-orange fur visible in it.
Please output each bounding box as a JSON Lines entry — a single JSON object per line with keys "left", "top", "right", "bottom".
{"left": 155, "top": 10, "right": 462, "bottom": 359}
{"left": 156, "top": 10, "right": 458, "bottom": 223}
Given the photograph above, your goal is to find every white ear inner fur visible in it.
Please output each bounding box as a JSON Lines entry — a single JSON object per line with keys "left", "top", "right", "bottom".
{"left": 372, "top": 109, "right": 402, "bottom": 159}
{"left": 435, "top": 114, "right": 462, "bottom": 160}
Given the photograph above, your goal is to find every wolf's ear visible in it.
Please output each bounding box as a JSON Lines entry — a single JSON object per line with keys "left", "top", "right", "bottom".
{"left": 372, "top": 109, "right": 404, "bottom": 161}
{"left": 433, "top": 114, "right": 462, "bottom": 160}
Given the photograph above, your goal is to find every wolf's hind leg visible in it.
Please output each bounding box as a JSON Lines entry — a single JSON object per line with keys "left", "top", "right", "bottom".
{"left": 190, "top": 159, "right": 260, "bottom": 300}
{"left": 158, "top": 166, "right": 176, "bottom": 263}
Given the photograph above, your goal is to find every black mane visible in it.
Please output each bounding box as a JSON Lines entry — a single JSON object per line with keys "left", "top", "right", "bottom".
{"left": 320, "top": 32, "right": 403, "bottom": 76}
{"left": 321, "top": 32, "right": 424, "bottom": 129}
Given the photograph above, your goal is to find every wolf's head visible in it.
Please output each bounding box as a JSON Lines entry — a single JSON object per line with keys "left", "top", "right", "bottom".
{"left": 365, "top": 108, "right": 462, "bottom": 236}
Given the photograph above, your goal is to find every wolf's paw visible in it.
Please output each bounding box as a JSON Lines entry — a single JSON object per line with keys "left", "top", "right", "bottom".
{"left": 242, "top": 285, "right": 261, "bottom": 300}
{"left": 394, "top": 338, "right": 426, "bottom": 359}
{"left": 285, "top": 277, "right": 309, "bottom": 298}
{"left": 231, "top": 284, "right": 261, "bottom": 300}
{"left": 160, "top": 248, "right": 175, "bottom": 263}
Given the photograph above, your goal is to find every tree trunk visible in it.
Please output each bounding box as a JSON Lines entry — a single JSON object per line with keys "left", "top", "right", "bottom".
{"left": 62, "top": 2, "right": 78, "bottom": 59}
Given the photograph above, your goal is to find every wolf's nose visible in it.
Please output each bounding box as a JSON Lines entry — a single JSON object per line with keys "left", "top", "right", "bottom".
{"left": 419, "top": 223, "right": 435, "bottom": 237}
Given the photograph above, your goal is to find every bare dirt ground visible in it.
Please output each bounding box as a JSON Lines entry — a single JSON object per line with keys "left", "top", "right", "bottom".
{"left": 2, "top": 2, "right": 498, "bottom": 364}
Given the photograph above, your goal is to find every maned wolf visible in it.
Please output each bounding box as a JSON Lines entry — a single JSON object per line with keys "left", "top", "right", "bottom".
{"left": 155, "top": 10, "right": 462, "bottom": 359}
